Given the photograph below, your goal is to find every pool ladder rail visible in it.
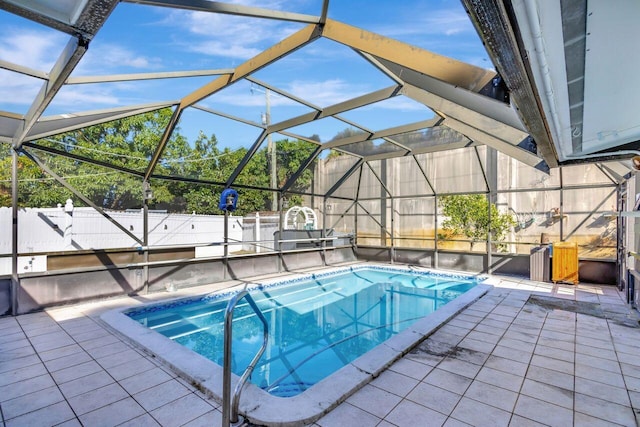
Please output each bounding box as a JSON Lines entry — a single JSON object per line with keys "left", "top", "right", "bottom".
{"left": 222, "top": 290, "right": 269, "bottom": 427}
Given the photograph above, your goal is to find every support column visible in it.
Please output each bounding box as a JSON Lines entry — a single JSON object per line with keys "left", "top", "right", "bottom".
{"left": 11, "top": 149, "right": 19, "bottom": 316}
{"left": 486, "top": 147, "right": 498, "bottom": 273}
{"left": 143, "top": 197, "right": 149, "bottom": 294}
{"left": 255, "top": 212, "right": 261, "bottom": 254}
{"left": 63, "top": 199, "right": 74, "bottom": 250}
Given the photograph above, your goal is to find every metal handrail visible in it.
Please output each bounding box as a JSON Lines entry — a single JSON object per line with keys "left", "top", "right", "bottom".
{"left": 222, "top": 290, "right": 269, "bottom": 427}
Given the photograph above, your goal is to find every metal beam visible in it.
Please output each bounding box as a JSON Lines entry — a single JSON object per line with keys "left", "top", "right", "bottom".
{"left": 361, "top": 139, "right": 471, "bottom": 162}
{"left": 269, "top": 85, "right": 401, "bottom": 134}
{"left": 67, "top": 69, "right": 234, "bottom": 84}
{"left": 226, "top": 130, "right": 268, "bottom": 187}
{"left": 326, "top": 158, "right": 364, "bottom": 198}
{"left": 0, "top": 59, "right": 47, "bottom": 80}
{"left": 181, "top": 24, "right": 321, "bottom": 108}
{"left": 401, "top": 83, "right": 528, "bottom": 143}
{"left": 25, "top": 102, "right": 177, "bottom": 141}
{"left": 126, "top": 0, "right": 320, "bottom": 23}
{"left": 277, "top": 131, "right": 323, "bottom": 146}
{"left": 366, "top": 161, "right": 392, "bottom": 198}
{"left": 322, "top": 19, "right": 496, "bottom": 92}
{"left": 356, "top": 51, "right": 405, "bottom": 86}
{"left": 23, "top": 142, "right": 146, "bottom": 178}
{"left": 246, "top": 77, "right": 321, "bottom": 111}
{"left": 412, "top": 155, "right": 435, "bottom": 194}
{"left": 144, "top": 107, "right": 182, "bottom": 181}
{"left": 192, "top": 104, "right": 264, "bottom": 129}
{"left": 281, "top": 145, "right": 323, "bottom": 193}
{"left": 322, "top": 118, "right": 441, "bottom": 150}
{"left": 14, "top": 36, "right": 89, "bottom": 148}
{"left": 443, "top": 117, "right": 547, "bottom": 170}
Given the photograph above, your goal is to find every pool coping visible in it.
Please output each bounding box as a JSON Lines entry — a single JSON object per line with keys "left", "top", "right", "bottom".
{"left": 100, "top": 265, "right": 491, "bottom": 426}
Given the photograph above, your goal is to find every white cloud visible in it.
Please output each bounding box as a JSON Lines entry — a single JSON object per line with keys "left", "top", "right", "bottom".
{"left": 377, "top": 8, "right": 474, "bottom": 38}
{"left": 0, "top": 28, "right": 65, "bottom": 71}
{"left": 76, "top": 43, "right": 164, "bottom": 75}
{"left": 163, "top": 9, "right": 301, "bottom": 61}
{"left": 287, "top": 79, "right": 360, "bottom": 107}
{"left": 53, "top": 87, "right": 120, "bottom": 107}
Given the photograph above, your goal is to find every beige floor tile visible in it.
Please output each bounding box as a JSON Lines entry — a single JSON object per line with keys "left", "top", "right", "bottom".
{"left": 575, "top": 352, "right": 621, "bottom": 373}
{"left": 574, "top": 412, "right": 630, "bottom": 426}
{"left": 68, "top": 383, "right": 129, "bottom": 415}
{"left": 533, "top": 343, "right": 574, "bottom": 363}
{"left": 5, "top": 401, "right": 75, "bottom": 427}
{"left": 574, "top": 393, "right": 637, "bottom": 427}
{"left": 520, "top": 379, "right": 573, "bottom": 409}
{"left": 575, "top": 334, "right": 614, "bottom": 350}
{"left": 0, "top": 345, "right": 35, "bottom": 363}
{"left": 508, "top": 414, "right": 548, "bottom": 426}
{"left": 133, "top": 379, "right": 191, "bottom": 412}
{"left": 385, "top": 400, "right": 447, "bottom": 427}
{"left": 0, "top": 331, "right": 25, "bottom": 345}
{"left": 513, "top": 394, "right": 573, "bottom": 427}
{"left": 317, "top": 402, "right": 381, "bottom": 427}
{"left": 347, "top": 384, "right": 402, "bottom": 419}
{"left": 438, "top": 357, "right": 482, "bottom": 379}
{"left": 111, "top": 413, "right": 161, "bottom": 427}
{"left": 118, "top": 367, "right": 174, "bottom": 395}
{"left": 484, "top": 354, "right": 528, "bottom": 377}
{"left": 424, "top": 368, "right": 473, "bottom": 395}
{"left": 95, "top": 348, "right": 144, "bottom": 369}
{"left": 58, "top": 371, "right": 115, "bottom": 398}
{"left": 388, "top": 357, "right": 433, "bottom": 381}
{"left": 450, "top": 396, "right": 511, "bottom": 427}
{"left": 370, "top": 369, "right": 419, "bottom": 397}
{"left": 79, "top": 397, "right": 146, "bottom": 427}
{"left": 0, "top": 374, "right": 56, "bottom": 403}
{"left": 575, "top": 363, "right": 625, "bottom": 388}
{"left": 37, "top": 343, "right": 84, "bottom": 362}
{"left": 0, "top": 354, "right": 41, "bottom": 374}
{"left": 180, "top": 409, "right": 222, "bottom": 427}
{"left": 406, "top": 382, "right": 461, "bottom": 416}
{"left": 80, "top": 335, "right": 123, "bottom": 353}
{"left": 44, "top": 350, "right": 92, "bottom": 372}
{"left": 575, "top": 377, "right": 631, "bottom": 406}
{"left": 475, "top": 366, "right": 523, "bottom": 392}
{"left": 0, "top": 362, "right": 48, "bottom": 387}
{"left": 443, "top": 418, "right": 473, "bottom": 427}
{"left": 464, "top": 381, "right": 518, "bottom": 412}
{"left": 51, "top": 360, "right": 104, "bottom": 384}
{"left": 148, "top": 393, "right": 214, "bottom": 427}
{"left": 490, "top": 344, "right": 533, "bottom": 363}
{"left": 536, "top": 335, "right": 574, "bottom": 351}
{"left": 457, "top": 337, "right": 496, "bottom": 354}
{"left": 529, "top": 354, "right": 574, "bottom": 375}
{"left": 2, "top": 386, "right": 64, "bottom": 420}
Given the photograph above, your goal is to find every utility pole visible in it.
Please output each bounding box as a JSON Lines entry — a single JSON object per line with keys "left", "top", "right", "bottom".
{"left": 262, "top": 89, "right": 277, "bottom": 211}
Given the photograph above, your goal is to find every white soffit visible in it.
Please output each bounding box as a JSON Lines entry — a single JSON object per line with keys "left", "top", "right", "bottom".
{"left": 581, "top": 0, "right": 640, "bottom": 154}
{"left": 513, "top": 0, "right": 572, "bottom": 160}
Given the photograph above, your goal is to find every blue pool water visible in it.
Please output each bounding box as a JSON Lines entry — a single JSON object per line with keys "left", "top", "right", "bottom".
{"left": 126, "top": 266, "right": 479, "bottom": 397}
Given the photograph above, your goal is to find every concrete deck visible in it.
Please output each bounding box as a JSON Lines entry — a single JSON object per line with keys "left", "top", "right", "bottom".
{"left": 2, "top": 274, "right": 640, "bottom": 426}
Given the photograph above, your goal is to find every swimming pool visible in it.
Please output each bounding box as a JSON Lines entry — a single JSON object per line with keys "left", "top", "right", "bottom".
{"left": 102, "top": 264, "right": 490, "bottom": 425}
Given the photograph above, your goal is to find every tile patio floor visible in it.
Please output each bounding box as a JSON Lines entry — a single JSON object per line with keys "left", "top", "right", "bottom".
{"left": 2, "top": 273, "right": 640, "bottom": 427}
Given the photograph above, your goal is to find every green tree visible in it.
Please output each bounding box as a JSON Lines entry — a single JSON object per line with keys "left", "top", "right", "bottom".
{"left": 1, "top": 114, "right": 321, "bottom": 216}
{"left": 439, "top": 194, "right": 515, "bottom": 251}
{"left": 0, "top": 109, "right": 190, "bottom": 209}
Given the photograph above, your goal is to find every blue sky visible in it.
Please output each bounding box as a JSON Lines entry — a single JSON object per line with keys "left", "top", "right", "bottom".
{"left": 0, "top": 0, "right": 492, "bottom": 150}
